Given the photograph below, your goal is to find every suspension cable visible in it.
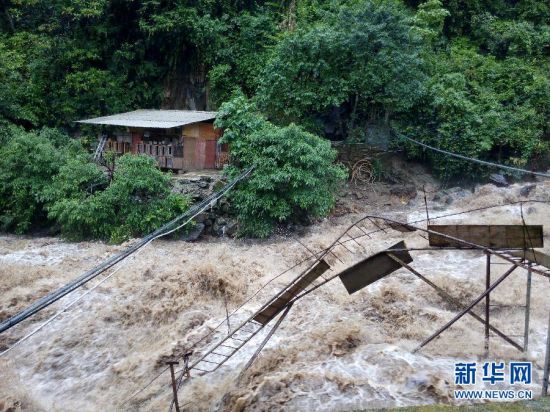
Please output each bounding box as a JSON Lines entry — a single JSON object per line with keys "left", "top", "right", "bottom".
{"left": 399, "top": 134, "right": 550, "bottom": 179}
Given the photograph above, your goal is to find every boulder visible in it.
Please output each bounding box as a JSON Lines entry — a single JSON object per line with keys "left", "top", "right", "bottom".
{"left": 181, "top": 223, "right": 205, "bottom": 241}
{"left": 519, "top": 184, "right": 536, "bottom": 197}
{"left": 212, "top": 219, "right": 227, "bottom": 237}
{"left": 489, "top": 173, "right": 508, "bottom": 186}
{"left": 225, "top": 219, "right": 239, "bottom": 237}
{"left": 194, "top": 213, "right": 208, "bottom": 224}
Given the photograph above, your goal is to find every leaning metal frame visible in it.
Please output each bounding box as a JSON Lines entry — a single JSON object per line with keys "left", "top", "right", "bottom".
{"left": 152, "top": 213, "right": 550, "bottom": 410}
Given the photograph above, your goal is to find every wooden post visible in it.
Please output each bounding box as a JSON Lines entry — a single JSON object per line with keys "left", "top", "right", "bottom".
{"left": 167, "top": 361, "right": 181, "bottom": 412}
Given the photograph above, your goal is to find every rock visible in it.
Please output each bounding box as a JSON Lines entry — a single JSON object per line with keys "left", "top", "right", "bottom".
{"left": 445, "top": 187, "right": 471, "bottom": 201}
{"left": 212, "top": 219, "right": 227, "bottom": 236}
{"left": 181, "top": 223, "right": 205, "bottom": 241}
{"left": 194, "top": 213, "right": 208, "bottom": 224}
{"left": 293, "top": 224, "right": 306, "bottom": 235}
{"left": 225, "top": 219, "right": 239, "bottom": 237}
{"left": 423, "top": 183, "right": 437, "bottom": 193}
{"left": 526, "top": 206, "right": 537, "bottom": 215}
{"left": 519, "top": 184, "right": 536, "bottom": 197}
{"left": 489, "top": 173, "right": 508, "bottom": 186}
{"left": 300, "top": 214, "right": 314, "bottom": 226}
{"left": 390, "top": 184, "right": 417, "bottom": 198}
{"left": 198, "top": 180, "right": 209, "bottom": 189}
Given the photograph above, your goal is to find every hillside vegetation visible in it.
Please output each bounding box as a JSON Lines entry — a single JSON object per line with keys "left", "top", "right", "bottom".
{"left": 0, "top": 0, "right": 548, "bottom": 238}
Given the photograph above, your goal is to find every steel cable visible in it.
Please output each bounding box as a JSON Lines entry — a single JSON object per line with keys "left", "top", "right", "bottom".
{"left": 0, "top": 167, "right": 254, "bottom": 334}
{"left": 399, "top": 134, "right": 550, "bottom": 179}
{"left": 123, "top": 199, "right": 550, "bottom": 404}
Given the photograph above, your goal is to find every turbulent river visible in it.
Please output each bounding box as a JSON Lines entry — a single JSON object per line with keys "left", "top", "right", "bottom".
{"left": 1, "top": 181, "right": 550, "bottom": 411}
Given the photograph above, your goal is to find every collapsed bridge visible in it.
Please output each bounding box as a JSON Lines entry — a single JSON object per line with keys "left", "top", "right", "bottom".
{"left": 126, "top": 208, "right": 550, "bottom": 411}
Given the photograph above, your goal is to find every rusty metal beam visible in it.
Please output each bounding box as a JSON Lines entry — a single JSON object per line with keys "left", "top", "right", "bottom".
{"left": 254, "top": 259, "right": 330, "bottom": 325}
{"left": 167, "top": 361, "right": 181, "bottom": 412}
{"left": 485, "top": 252, "right": 491, "bottom": 356}
{"left": 543, "top": 310, "right": 550, "bottom": 396}
{"left": 339, "top": 241, "right": 412, "bottom": 295}
{"left": 428, "top": 225, "right": 543, "bottom": 249}
{"left": 510, "top": 249, "right": 550, "bottom": 270}
{"left": 524, "top": 263, "right": 532, "bottom": 352}
{"left": 387, "top": 253, "right": 523, "bottom": 352}
{"left": 414, "top": 262, "right": 520, "bottom": 352}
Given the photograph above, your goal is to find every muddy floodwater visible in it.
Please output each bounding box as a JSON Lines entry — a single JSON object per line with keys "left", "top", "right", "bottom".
{"left": 1, "top": 181, "right": 550, "bottom": 411}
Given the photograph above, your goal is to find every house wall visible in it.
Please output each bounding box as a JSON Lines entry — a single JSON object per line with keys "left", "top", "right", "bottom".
{"left": 103, "top": 121, "right": 228, "bottom": 171}
{"left": 182, "top": 122, "right": 225, "bottom": 170}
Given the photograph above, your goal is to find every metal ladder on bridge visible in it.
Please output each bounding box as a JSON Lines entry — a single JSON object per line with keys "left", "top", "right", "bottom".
{"left": 170, "top": 217, "right": 396, "bottom": 386}
{"left": 500, "top": 249, "right": 550, "bottom": 277}
{"left": 93, "top": 135, "right": 107, "bottom": 161}
{"left": 179, "top": 258, "right": 332, "bottom": 378}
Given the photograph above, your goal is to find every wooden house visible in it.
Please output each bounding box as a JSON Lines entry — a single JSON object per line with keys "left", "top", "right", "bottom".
{"left": 78, "top": 110, "right": 229, "bottom": 171}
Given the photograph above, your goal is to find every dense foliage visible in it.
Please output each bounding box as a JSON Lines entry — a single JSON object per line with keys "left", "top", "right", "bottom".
{"left": 44, "top": 154, "right": 189, "bottom": 242}
{"left": 256, "top": 1, "right": 426, "bottom": 139}
{"left": 400, "top": 42, "right": 550, "bottom": 177}
{"left": 0, "top": 0, "right": 549, "bottom": 237}
{"left": 0, "top": 128, "right": 188, "bottom": 241}
{"left": 215, "top": 95, "right": 347, "bottom": 237}
{"left": 0, "top": 0, "right": 279, "bottom": 129}
{"left": 1, "top": 0, "right": 547, "bottom": 167}
{"left": 0, "top": 127, "right": 72, "bottom": 232}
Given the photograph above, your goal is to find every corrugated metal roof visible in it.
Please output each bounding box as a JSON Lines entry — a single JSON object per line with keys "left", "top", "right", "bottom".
{"left": 77, "top": 109, "right": 217, "bottom": 129}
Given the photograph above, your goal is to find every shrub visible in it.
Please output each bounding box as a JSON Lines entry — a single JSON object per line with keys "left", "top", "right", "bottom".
{"left": 255, "top": 0, "right": 426, "bottom": 135}
{"left": 45, "top": 154, "right": 189, "bottom": 243}
{"left": 0, "top": 127, "right": 72, "bottom": 232}
{"left": 215, "top": 94, "right": 347, "bottom": 237}
{"left": 0, "top": 126, "right": 189, "bottom": 242}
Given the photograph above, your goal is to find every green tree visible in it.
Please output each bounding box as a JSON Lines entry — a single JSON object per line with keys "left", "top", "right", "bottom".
{"left": 399, "top": 42, "right": 550, "bottom": 178}
{"left": 256, "top": 0, "right": 426, "bottom": 138}
{"left": 0, "top": 127, "right": 73, "bottom": 232}
{"left": 208, "top": 11, "right": 279, "bottom": 104}
{"left": 412, "top": 0, "right": 450, "bottom": 44}
{"left": 45, "top": 154, "right": 189, "bottom": 242}
{"left": 215, "top": 94, "right": 347, "bottom": 237}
